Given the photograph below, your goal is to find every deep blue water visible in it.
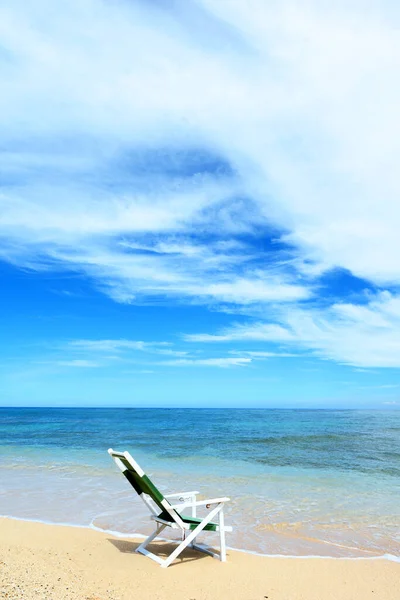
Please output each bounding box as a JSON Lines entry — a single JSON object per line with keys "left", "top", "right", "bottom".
{"left": 1, "top": 408, "right": 399, "bottom": 558}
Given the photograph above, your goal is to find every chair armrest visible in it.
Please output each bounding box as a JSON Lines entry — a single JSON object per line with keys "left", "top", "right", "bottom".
{"left": 164, "top": 491, "right": 199, "bottom": 501}
{"left": 171, "top": 497, "right": 230, "bottom": 510}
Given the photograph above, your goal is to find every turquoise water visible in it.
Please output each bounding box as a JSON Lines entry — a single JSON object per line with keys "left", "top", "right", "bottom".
{"left": 0, "top": 408, "right": 399, "bottom": 558}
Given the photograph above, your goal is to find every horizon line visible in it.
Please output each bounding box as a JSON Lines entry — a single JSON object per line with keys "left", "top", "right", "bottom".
{"left": 0, "top": 406, "right": 398, "bottom": 411}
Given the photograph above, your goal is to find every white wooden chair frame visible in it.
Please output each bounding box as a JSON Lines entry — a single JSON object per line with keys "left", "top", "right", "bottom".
{"left": 108, "top": 448, "right": 232, "bottom": 568}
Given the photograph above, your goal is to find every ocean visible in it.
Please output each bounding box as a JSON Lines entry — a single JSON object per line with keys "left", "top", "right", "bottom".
{"left": 0, "top": 407, "right": 399, "bottom": 559}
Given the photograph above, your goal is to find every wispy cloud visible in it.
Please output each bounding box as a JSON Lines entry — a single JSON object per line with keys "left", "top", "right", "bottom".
{"left": 184, "top": 323, "right": 294, "bottom": 343}
{"left": 2, "top": 1, "right": 400, "bottom": 371}
{"left": 229, "top": 350, "right": 298, "bottom": 358}
{"left": 58, "top": 339, "right": 252, "bottom": 369}
{"left": 55, "top": 359, "right": 101, "bottom": 368}
{"left": 186, "top": 291, "right": 400, "bottom": 368}
{"left": 161, "top": 357, "right": 251, "bottom": 368}
{"left": 69, "top": 339, "right": 186, "bottom": 355}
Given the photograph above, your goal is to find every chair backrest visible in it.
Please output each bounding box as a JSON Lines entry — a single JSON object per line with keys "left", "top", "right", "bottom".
{"left": 108, "top": 448, "right": 184, "bottom": 526}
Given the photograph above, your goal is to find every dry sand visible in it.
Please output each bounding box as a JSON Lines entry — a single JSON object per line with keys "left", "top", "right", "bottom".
{"left": 0, "top": 517, "right": 398, "bottom": 600}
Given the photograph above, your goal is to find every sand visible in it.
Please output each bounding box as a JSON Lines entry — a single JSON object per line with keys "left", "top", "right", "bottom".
{"left": 0, "top": 518, "right": 398, "bottom": 600}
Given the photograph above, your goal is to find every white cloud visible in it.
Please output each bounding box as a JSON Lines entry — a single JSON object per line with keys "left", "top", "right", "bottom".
{"left": 200, "top": 1, "right": 400, "bottom": 285}
{"left": 187, "top": 291, "right": 400, "bottom": 367}
{"left": 2, "top": 0, "right": 400, "bottom": 369}
{"left": 193, "top": 277, "right": 309, "bottom": 303}
{"left": 46, "top": 339, "right": 253, "bottom": 370}
{"left": 184, "top": 323, "right": 294, "bottom": 343}
{"left": 56, "top": 359, "right": 100, "bottom": 368}
{"left": 161, "top": 357, "right": 252, "bottom": 368}
{"left": 68, "top": 339, "right": 187, "bottom": 357}
{"left": 229, "top": 350, "right": 298, "bottom": 358}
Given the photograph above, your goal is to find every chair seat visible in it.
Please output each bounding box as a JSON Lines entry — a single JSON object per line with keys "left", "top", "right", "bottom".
{"left": 157, "top": 511, "right": 218, "bottom": 531}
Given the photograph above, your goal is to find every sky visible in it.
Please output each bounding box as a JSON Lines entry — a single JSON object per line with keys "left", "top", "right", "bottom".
{"left": 1, "top": 0, "right": 400, "bottom": 408}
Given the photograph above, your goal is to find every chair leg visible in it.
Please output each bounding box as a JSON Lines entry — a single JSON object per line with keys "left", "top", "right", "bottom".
{"left": 136, "top": 524, "right": 167, "bottom": 563}
{"left": 219, "top": 509, "right": 226, "bottom": 562}
{"left": 161, "top": 531, "right": 194, "bottom": 567}
{"left": 161, "top": 504, "right": 222, "bottom": 568}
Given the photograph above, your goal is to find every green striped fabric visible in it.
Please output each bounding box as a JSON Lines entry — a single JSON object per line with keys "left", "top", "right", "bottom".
{"left": 118, "top": 455, "right": 217, "bottom": 530}
{"left": 116, "top": 453, "right": 220, "bottom": 534}
{"left": 119, "top": 458, "right": 166, "bottom": 512}
{"left": 157, "top": 511, "right": 218, "bottom": 532}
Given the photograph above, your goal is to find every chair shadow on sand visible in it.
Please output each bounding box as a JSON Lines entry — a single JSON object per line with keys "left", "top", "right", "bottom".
{"left": 107, "top": 538, "right": 213, "bottom": 567}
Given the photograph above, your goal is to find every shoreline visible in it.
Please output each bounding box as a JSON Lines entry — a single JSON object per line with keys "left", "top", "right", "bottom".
{"left": 3, "top": 513, "right": 400, "bottom": 563}
{"left": 2, "top": 513, "right": 399, "bottom": 563}
{"left": 1, "top": 517, "right": 399, "bottom": 600}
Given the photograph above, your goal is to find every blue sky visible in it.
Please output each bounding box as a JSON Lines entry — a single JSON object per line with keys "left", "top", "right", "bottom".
{"left": 1, "top": 0, "right": 400, "bottom": 408}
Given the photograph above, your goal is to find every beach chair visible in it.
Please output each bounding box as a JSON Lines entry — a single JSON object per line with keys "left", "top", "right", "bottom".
{"left": 108, "top": 448, "right": 232, "bottom": 568}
